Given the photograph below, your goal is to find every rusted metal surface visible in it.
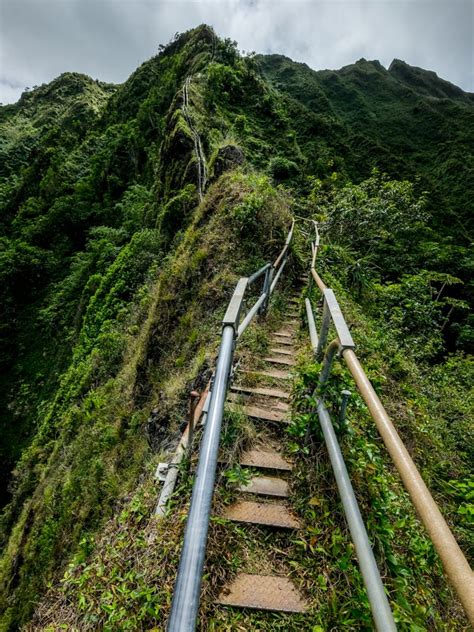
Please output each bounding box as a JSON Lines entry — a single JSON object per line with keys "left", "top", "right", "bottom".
{"left": 271, "top": 400, "right": 290, "bottom": 412}
{"left": 274, "top": 330, "right": 293, "bottom": 338}
{"left": 264, "top": 356, "right": 296, "bottom": 366}
{"left": 240, "top": 448, "right": 293, "bottom": 471}
{"left": 241, "top": 368, "right": 291, "bottom": 380}
{"left": 271, "top": 336, "right": 293, "bottom": 346}
{"left": 155, "top": 383, "right": 210, "bottom": 517}
{"left": 230, "top": 385, "right": 290, "bottom": 399}
{"left": 217, "top": 574, "right": 308, "bottom": 613}
{"left": 343, "top": 347, "right": 474, "bottom": 623}
{"left": 239, "top": 476, "right": 289, "bottom": 497}
{"left": 223, "top": 501, "right": 299, "bottom": 528}
{"left": 186, "top": 391, "right": 200, "bottom": 458}
{"left": 270, "top": 347, "right": 294, "bottom": 356}
{"left": 229, "top": 403, "right": 288, "bottom": 423}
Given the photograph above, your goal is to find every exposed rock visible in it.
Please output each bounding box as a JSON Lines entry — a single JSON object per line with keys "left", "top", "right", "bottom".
{"left": 213, "top": 144, "right": 245, "bottom": 178}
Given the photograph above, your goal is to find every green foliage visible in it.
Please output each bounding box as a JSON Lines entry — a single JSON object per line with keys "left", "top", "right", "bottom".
{"left": 0, "top": 23, "right": 472, "bottom": 631}
{"left": 269, "top": 155, "right": 300, "bottom": 181}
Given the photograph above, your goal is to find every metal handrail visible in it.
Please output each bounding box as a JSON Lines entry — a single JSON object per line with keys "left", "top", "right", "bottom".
{"left": 305, "top": 310, "right": 396, "bottom": 631}
{"left": 305, "top": 230, "right": 474, "bottom": 624}
{"left": 315, "top": 399, "right": 396, "bottom": 631}
{"left": 167, "top": 222, "right": 293, "bottom": 632}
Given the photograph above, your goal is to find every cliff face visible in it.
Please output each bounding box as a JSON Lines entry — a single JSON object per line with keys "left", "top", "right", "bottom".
{"left": 0, "top": 25, "right": 472, "bottom": 630}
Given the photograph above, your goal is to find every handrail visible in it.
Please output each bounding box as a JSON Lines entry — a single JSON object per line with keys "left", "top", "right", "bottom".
{"left": 273, "top": 218, "right": 295, "bottom": 269}
{"left": 304, "top": 229, "right": 474, "bottom": 624}
{"left": 167, "top": 222, "right": 294, "bottom": 632}
{"left": 315, "top": 397, "right": 396, "bottom": 631}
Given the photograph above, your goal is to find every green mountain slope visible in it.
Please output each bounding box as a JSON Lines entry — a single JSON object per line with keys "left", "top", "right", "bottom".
{"left": 0, "top": 25, "right": 472, "bottom": 630}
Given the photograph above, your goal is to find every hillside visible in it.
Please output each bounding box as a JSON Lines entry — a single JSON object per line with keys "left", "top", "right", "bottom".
{"left": 0, "top": 25, "right": 472, "bottom": 630}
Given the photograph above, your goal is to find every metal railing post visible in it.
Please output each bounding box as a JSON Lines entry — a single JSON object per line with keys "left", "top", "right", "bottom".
{"left": 318, "top": 339, "right": 340, "bottom": 386}
{"left": 316, "top": 399, "right": 397, "bottom": 632}
{"left": 260, "top": 265, "right": 271, "bottom": 314}
{"left": 167, "top": 325, "right": 235, "bottom": 632}
{"left": 339, "top": 390, "right": 351, "bottom": 426}
{"left": 305, "top": 298, "right": 318, "bottom": 351}
{"left": 315, "top": 296, "right": 331, "bottom": 359}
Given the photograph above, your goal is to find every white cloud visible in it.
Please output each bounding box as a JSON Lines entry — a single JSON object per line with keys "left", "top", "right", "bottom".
{"left": 0, "top": 0, "right": 472, "bottom": 104}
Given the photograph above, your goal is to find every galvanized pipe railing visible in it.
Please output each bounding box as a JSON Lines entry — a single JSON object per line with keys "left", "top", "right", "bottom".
{"left": 306, "top": 302, "right": 396, "bottom": 630}
{"left": 305, "top": 228, "right": 474, "bottom": 624}
{"left": 167, "top": 223, "right": 293, "bottom": 632}
{"left": 342, "top": 348, "right": 474, "bottom": 624}
{"left": 315, "top": 398, "right": 397, "bottom": 631}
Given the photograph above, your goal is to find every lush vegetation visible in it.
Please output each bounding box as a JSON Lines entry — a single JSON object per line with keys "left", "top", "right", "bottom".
{"left": 0, "top": 25, "right": 472, "bottom": 630}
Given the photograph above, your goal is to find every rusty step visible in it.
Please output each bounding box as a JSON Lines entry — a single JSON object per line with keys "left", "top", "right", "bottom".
{"left": 270, "top": 347, "right": 294, "bottom": 356}
{"left": 226, "top": 393, "right": 289, "bottom": 412}
{"left": 223, "top": 501, "right": 300, "bottom": 528}
{"left": 240, "top": 368, "right": 290, "bottom": 380}
{"left": 240, "top": 448, "right": 292, "bottom": 471}
{"left": 227, "top": 403, "right": 288, "bottom": 423}
{"left": 264, "top": 356, "right": 296, "bottom": 367}
{"left": 230, "top": 385, "right": 290, "bottom": 399}
{"left": 271, "top": 336, "right": 293, "bottom": 347}
{"left": 217, "top": 574, "right": 308, "bottom": 613}
{"left": 239, "top": 475, "right": 289, "bottom": 497}
{"left": 273, "top": 330, "right": 293, "bottom": 338}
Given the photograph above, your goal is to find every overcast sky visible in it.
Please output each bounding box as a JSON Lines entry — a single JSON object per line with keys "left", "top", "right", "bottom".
{"left": 0, "top": 0, "right": 472, "bottom": 104}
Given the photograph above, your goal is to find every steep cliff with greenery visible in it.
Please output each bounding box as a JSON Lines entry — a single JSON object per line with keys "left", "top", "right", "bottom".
{"left": 0, "top": 25, "right": 472, "bottom": 630}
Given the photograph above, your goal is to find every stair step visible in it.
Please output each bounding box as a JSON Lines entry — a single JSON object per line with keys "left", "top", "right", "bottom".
{"left": 274, "top": 330, "right": 293, "bottom": 338}
{"left": 223, "top": 501, "right": 299, "bottom": 528}
{"left": 270, "top": 347, "right": 294, "bottom": 356}
{"left": 231, "top": 385, "right": 290, "bottom": 399}
{"left": 239, "top": 476, "right": 289, "bottom": 497}
{"left": 226, "top": 393, "right": 288, "bottom": 412}
{"left": 241, "top": 369, "right": 290, "bottom": 380}
{"left": 217, "top": 574, "right": 308, "bottom": 613}
{"left": 264, "top": 356, "right": 296, "bottom": 367}
{"left": 271, "top": 337, "right": 293, "bottom": 346}
{"left": 240, "top": 448, "right": 292, "bottom": 471}
{"left": 227, "top": 403, "right": 288, "bottom": 423}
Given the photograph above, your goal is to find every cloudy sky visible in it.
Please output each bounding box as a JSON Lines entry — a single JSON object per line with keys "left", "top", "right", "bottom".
{"left": 0, "top": 0, "right": 472, "bottom": 104}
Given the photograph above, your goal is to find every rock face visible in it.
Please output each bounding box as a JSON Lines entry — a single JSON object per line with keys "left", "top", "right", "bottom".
{"left": 213, "top": 144, "right": 245, "bottom": 177}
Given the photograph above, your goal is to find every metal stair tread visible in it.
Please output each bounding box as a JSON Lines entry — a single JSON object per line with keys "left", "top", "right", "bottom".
{"left": 230, "top": 385, "right": 290, "bottom": 399}
{"left": 264, "top": 356, "right": 296, "bottom": 366}
{"left": 239, "top": 447, "right": 293, "bottom": 471}
{"left": 239, "top": 475, "right": 289, "bottom": 497}
{"left": 271, "top": 336, "right": 293, "bottom": 346}
{"left": 270, "top": 347, "right": 295, "bottom": 356}
{"left": 226, "top": 393, "right": 289, "bottom": 412}
{"left": 227, "top": 402, "right": 288, "bottom": 423}
{"left": 223, "top": 501, "right": 299, "bottom": 528}
{"left": 240, "top": 368, "right": 290, "bottom": 380}
{"left": 217, "top": 574, "right": 308, "bottom": 613}
{"left": 273, "top": 330, "right": 293, "bottom": 338}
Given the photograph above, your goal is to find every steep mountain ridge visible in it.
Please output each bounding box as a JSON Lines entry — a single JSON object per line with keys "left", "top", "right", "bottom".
{"left": 0, "top": 25, "right": 472, "bottom": 630}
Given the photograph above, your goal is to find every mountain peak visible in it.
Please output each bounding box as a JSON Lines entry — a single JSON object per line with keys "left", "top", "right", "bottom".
{"left": 389, "top": 58, "right": 472, "bottom": 101}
